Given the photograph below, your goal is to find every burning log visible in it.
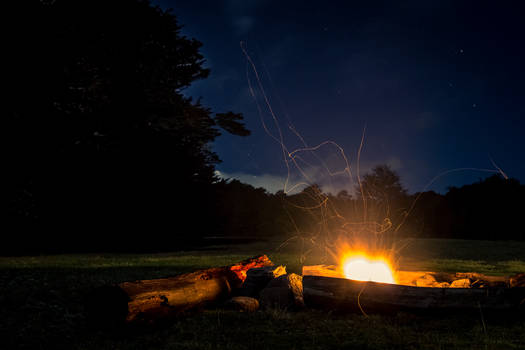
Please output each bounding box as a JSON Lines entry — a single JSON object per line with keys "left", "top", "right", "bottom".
{"left": 86, "top": 255, "right": 272, "bottom": 326}
{"left": 302, "top": 265, "right": 511, "bottom": 288}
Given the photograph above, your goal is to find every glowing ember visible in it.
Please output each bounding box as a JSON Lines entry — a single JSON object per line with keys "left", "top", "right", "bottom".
{"left": 342, "top": 255, "right": 395, "bottom": 284}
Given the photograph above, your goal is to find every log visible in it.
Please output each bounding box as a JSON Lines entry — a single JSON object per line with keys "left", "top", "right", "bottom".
{"left": 237, "top": 265, "right": 286, "bottom": 297}
{"left": 259, "top": 273, "right": 304, "bottom": 310}
{"left": 302, "top": 265, "right": 510, "bottom": 287}
{"left": 302, "top": 265, "right": 446, "bottom": 286}
{"left": 510, "top": 273, "right": 525, "bottom": 288}
{"left": 223, "top": 296, "right": 260, "bottom": 312}
{"left": 303, "top": 275, "right": 525, "bottom": 314}
{"left": 86, "top": 255, "right": 272, "bottom": 326}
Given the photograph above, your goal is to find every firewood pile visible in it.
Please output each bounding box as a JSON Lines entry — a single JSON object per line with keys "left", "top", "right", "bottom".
{"left": 85, "top": 255, "right": 303, "bottom": 327}
{"left": 85, "top": 256, "right": 525, "bottom": 328}
{"left": 225, "top": 265, "right": 304, "bottom": 312}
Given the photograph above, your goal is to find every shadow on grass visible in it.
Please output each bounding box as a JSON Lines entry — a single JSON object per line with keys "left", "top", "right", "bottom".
{"left": 1, "top": 263, "right": 524, "bottom": 349}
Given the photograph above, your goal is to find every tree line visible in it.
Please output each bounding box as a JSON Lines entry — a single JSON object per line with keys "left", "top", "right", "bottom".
{"left": 215, "top": 167, "right": 525, "bottom": 245}
{"left": 4, "top": 1, "right": 524, "bottom": 254}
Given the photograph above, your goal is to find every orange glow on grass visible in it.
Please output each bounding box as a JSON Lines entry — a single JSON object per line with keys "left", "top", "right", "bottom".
{"left": 341, "top": 254, "right": 396, "bottom": 284}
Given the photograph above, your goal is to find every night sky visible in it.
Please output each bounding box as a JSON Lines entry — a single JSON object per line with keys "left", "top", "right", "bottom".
{"left": 157, "top": 0, "right": 525, "bottom": 194}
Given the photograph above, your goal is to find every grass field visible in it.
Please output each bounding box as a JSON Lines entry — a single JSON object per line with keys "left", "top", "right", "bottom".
{"left": 1, "top": 238, "right": 524, "bottom": 349}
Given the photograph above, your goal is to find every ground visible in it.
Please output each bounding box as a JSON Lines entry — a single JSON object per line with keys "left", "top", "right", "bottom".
{"left": 1, "top": 239, "right": 524, "bottom": 349}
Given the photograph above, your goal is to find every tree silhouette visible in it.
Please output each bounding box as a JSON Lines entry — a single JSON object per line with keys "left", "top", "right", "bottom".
{"left": 445, "top": 175, "right": 524, "bottom": 240}
{"left": 356, "top": 165, "right": 408, "bottom": 204}
{"left": 5, "top": 0, "right": 249, "bottom": 253}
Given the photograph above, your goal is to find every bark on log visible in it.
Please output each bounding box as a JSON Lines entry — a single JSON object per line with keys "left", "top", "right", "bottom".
{"left": 86, "top": 255, "right": 272, "bottom": 326}
{"left": 303, "top": 275, "right": 525, "bottom": 314}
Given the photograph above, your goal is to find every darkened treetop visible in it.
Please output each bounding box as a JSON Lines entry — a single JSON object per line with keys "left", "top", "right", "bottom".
{"left": 5, "top": 0, "right": 250, "bottom": 252}
{"left": 7, "top": 0, "right": 249, "bottom": 182}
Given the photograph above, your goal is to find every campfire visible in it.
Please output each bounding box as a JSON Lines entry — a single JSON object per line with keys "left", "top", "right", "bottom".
{"left": 311, "top": 244, "right": 511, "bottom": 289}
{"left": 304, "top": 259, "right": 515, "bottom": 289}
{"left": 341, "top": 253, "right": 396, "bottom": 284}
{"left": 301, "top": 254, "right": 525, "bottom": 314}
{"left": 87, "top": 254, "right": 525, "bottom": 327}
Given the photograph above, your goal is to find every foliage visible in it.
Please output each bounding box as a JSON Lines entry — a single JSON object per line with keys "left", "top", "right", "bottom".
{"left": 445, "top": 175, "right": 525, "bottom": 240}
{"left": 5, "top": 0, "right": 249, "bottom": 253}
{"left": 212, "top": 172, "right": 525, "bottom": 246}
{"left": 356, "top": 164, "right": 408, "bottom": 204}
{"left": 213, "top": 179, "right": 288, "bottom": 237}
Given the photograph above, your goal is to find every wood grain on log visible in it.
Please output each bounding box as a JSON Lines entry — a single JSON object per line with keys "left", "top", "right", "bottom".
{"left": 86, "top": 255, "right": 272, "bottom": 326}
{"left": 303, "top": 275, "right": 525, "bottom": 313}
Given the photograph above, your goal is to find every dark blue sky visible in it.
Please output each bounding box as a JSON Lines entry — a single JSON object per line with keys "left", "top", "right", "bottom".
{"left": 158, "top": 0, "right": 525, "bottom": 194}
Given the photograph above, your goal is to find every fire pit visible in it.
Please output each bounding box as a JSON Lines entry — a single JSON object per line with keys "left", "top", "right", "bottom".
{"left": 302, "top": 264, "right": 525, "bottom": 314}
{"left": 88, "top": 254, "right": 525, "bottom": 327}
